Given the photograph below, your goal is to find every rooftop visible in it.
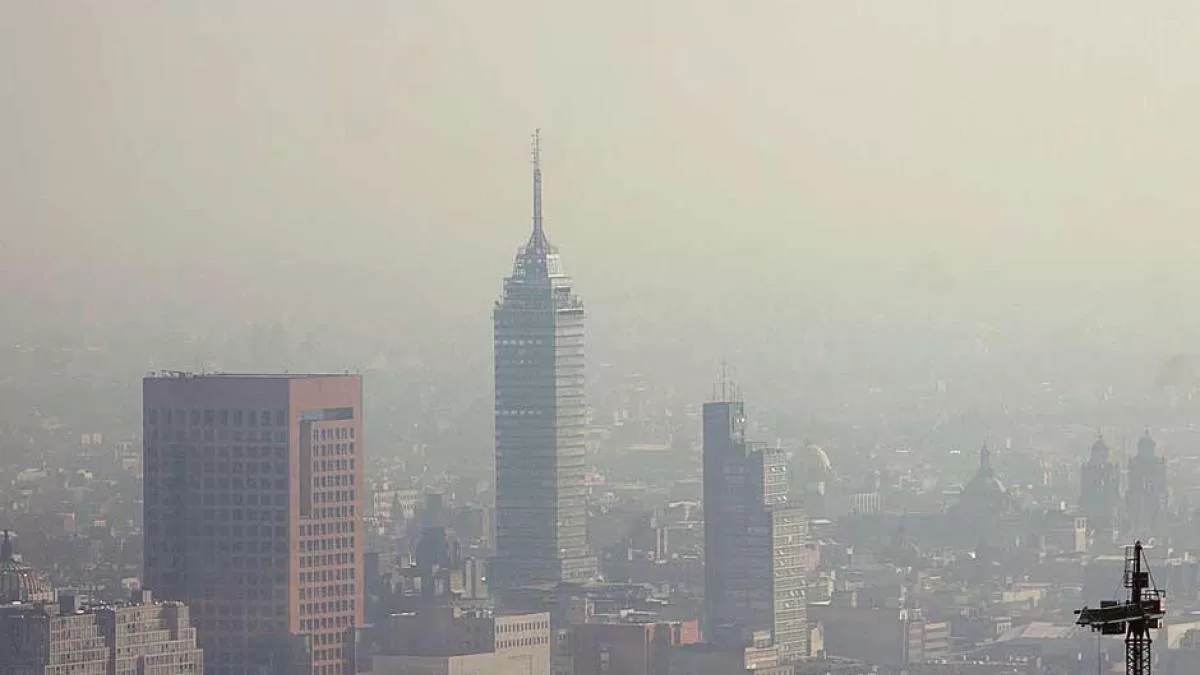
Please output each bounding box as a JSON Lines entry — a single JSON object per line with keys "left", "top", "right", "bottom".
{"left": 145, "top": 371, "right": 358, "bottom": 380}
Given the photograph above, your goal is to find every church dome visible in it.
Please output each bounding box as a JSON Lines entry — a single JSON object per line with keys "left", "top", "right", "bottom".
{"left": 961, "top": 443, "right": 1008, "bottom": 509}
{"left": 0, "top": 530, "right": 55, "bottom": 604}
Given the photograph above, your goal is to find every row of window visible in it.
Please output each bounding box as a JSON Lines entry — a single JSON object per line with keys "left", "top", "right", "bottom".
{"left": 300, "top": 616, "right": 353, "bottom": 632}
{"left": 299, "top": 583, "right": 355, "bottom": 600}
{"left": 301, "top": 521, "right": 355, "bottom": 537}
{"left": 299, "top": 599, "right": 355, "bottom": 616}
{"left": 147, "top": 409, "right": 286, "bottom": 427}
{"left": 300, "top": 568, "right": 356, "bottom": 584}
{"left": 300, "top": 552, "right": 356, "bottom": 568}
{"left": 300, "top": 536, "right": 355, "bottom": 552}
{"left": 313, "top": 427, "right": 354, "bottom": 441}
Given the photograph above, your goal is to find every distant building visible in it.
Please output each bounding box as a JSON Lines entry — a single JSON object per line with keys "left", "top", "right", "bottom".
{"left": 492, "top": 133, "right": 596, "bottom": 588}
{"left": 142, "top": 373, "right": 364, "bottom": 675}
{"left": 0, "top": 590, "right": 203, "bottom": 675}
{"left": 572, "top": 619, "right": 701, "bottom": 675}
{"left": 702, "top": 398, "right": 807, "bottom": 661}
{"left": 1127, "top": 429, "right": 1168, "bottom": 537}
{"left": 1079, "top": 435, "right": 1119, "bottom": 541}
{"left": 953, "top": 443, "right": 1014, "bottom": 561}
{"left": 0, "top": 531, "right": 54, "bottom": 604}
{"left": 368, "top": 607, "right": 550, "bottom": 675}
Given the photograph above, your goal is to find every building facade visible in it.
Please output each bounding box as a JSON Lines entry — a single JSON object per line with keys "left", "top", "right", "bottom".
{"left": 0, "top": 591, "right": 203, "bottom": 675}
{"left": 492, "top": 134, "right": 595, "bottom": 588}
{"left": 369, "top": 607, "right": 550, "bottom": 675}
{"left": 701, "top": 399, "right": 807, "bottom": 661}
{"left": 142, "top": 373, "right": 364, "bottom": 675}
{"left": 572, "top": 619, "right": 701, "bottom": 675}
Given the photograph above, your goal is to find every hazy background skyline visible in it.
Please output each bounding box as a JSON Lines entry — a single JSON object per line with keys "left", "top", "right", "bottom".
{"left": 3, "top": 0, "right": 1200, "bottom": 417}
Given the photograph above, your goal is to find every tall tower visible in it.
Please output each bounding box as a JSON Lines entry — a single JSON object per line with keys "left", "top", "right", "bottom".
{"left": 143, "top": 373, "right": 364, "bottom": 675}
{"left": 1079, "top": 434, "right": 1119, "bottom": 541}
{"left": 1127, "top": 429, "right": 1167, "bottom": 538}
{"left": 702, "top": 393, "right": 807, "bottom": 661}
{"left": 492, "top": 132, "right": 596, "bottom": 588}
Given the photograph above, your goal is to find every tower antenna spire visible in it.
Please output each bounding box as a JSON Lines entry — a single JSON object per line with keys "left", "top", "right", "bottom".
{"left": 531, "top": 129, "right": 544, "bottom": 245}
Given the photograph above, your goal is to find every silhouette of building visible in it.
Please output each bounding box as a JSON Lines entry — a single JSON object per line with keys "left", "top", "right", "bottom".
{"left": 0, "top": 589, "right": 203, "bottom": 675}
{"left": 954, "top": 443, "right": 1014, "bottom": 560}
{"left": 142, "top": 373, "right": 364, "bottom": 675}
{"left": 1127, "top": 429, "right": 1168, "bottom": 537}
{"left": 492, "top": 133, "right": 595, "bottom": 588}
{"left": 1079, "top": 435, "right": 1119, "bottom": 541}
{"left": 701, "top": 397, "right": 807, "bottom": 661}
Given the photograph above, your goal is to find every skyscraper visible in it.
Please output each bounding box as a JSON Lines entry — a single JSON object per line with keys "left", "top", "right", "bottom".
{"left": 143, "top": 373, "right": 364, "bottom": 675}
{"left": 492, "top": 132, "right": 596, "bottom": 588}
{"left": 702, "top": 396, "right": 807, "bottom": 661}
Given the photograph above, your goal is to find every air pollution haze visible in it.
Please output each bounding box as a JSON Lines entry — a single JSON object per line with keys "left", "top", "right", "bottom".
{"left": 1, "top": 0, "right": 1199, "bottom": 444}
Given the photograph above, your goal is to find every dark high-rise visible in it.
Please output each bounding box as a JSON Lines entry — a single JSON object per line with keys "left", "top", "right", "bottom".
{"left": 143, "top": 373, "right": 364, "bottom": 675}
{"left": 702, "top": 396, "right": 807, "bottom": 661}
{"left": 492, "top": 133, "right": 596, "bottom": 588}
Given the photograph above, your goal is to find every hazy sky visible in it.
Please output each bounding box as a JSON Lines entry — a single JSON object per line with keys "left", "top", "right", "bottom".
{"left": 3, "top": 1, "right": 1200, "bottom": 372}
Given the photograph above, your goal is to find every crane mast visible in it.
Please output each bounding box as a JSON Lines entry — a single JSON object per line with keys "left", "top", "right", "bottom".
{"left": 1075, "top": 541, "right": 1165, "bottom": 675}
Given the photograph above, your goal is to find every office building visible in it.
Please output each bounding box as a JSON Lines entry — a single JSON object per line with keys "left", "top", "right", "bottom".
{"left": 492, "top": 133, "right": 595, "bottom": 587}
{"left": 143, "top": 373, "right": 364, "bottom": 675}
{"left": 701, "top": 397, "right": 807, "bottom": 661}
{"left": 0, "top": 589, "right": 203, "bottom": 675}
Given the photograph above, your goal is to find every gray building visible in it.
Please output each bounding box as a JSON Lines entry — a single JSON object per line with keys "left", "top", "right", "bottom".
{"left": 492, "top": 133, "right": 595, "bottom": 588}
{"left": 0, "top": 591, "right": 203, "bottom": 675}
{"left": 702, "top": 399, "right": 807, "bottom": 662}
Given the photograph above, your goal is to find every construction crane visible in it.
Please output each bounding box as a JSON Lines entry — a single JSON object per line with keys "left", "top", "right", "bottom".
{"left": 1075, "top": 541, "right": 1165, "bottom": 675}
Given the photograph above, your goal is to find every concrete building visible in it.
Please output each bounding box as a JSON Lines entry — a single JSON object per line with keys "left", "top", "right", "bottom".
{"left": 0, "top": 590, "right": 203, "bottom": 675}
{"left": 572, "top": 619, "right": 700, "bottom": 675}
{"left": 492, "top": 133, "right": 595, "bottom": 588}
{"left": 368, "top": 607, "right": 550, "bottom": 675}
{"left": 702, "top": 398, "right": 807, "bottom": 661}
{"left": 142, "top": 373, "right": 365, "bottom": 675}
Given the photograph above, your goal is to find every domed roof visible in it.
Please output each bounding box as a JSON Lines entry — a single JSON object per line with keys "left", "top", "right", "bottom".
{"left": 0, "top": 530, "right": 55, "bottom": 604}
{"left": 962, "top": 443, "right": 1007, "bottom": 504}
{"left": 1090, "top": 435, "right": 1110, "bottom": 461}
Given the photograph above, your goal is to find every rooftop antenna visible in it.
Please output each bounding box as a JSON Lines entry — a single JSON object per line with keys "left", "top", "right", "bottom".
{"left": 720, "top": 360, "right": 730, "bottom": 402}
{"left": 531, "top": 129, "right": 545, "bottom": 246}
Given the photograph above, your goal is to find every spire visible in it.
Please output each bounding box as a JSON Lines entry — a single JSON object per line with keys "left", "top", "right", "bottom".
{"left": 530, "top": 128, "right": 546, "bottom": 250}
{"left": 1, "top": 530, "right": 12, "bottom": 561}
